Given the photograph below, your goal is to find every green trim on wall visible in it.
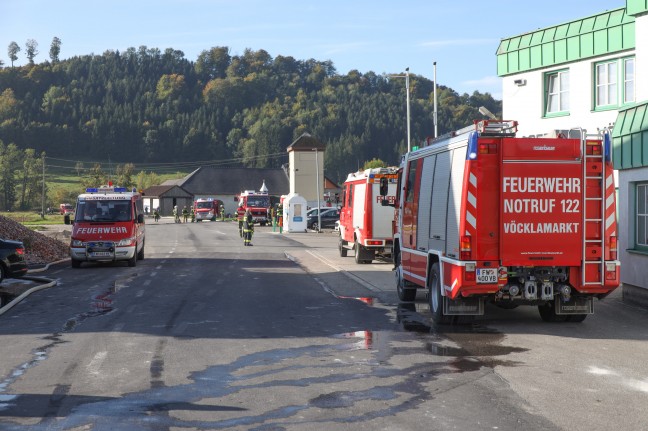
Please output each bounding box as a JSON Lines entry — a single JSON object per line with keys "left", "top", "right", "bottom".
{"left": 627, "top": 0, "right": 648, "bottom": 16}
{"left": 497, "top": 7, "right": 635, "bottom": 76}
{"left": 612, "top": 100, "right": 648, "bottom": 169}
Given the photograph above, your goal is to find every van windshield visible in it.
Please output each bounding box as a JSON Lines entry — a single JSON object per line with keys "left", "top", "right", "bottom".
{"left": 75, "top": 200, "right": 132, "bottom": 222}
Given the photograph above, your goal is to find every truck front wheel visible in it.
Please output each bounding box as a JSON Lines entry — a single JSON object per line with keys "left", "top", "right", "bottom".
{"left": 338, "top": 236, "right": 348, "bottom": 257}
{"left": 429, "top": 263, "right": 451, "bottom": 324}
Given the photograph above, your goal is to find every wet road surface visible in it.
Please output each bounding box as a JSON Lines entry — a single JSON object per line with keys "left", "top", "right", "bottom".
{"left": 0, "top": 220, "right": 645, "bottom": 430}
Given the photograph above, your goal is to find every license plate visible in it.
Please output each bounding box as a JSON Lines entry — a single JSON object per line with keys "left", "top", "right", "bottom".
{"left": 476, "top": 268, "right": 497, "bottom": 284}
{"left": 91, "top": 252, "right": 112, "bottom": 257}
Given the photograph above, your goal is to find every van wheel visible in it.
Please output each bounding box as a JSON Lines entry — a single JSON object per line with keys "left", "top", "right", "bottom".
{"left": 137, "top": 244, "right": 145, "bottom": 260}
{"left": 395, "top": 251, "right": 416, "bottom": 302}
{"left": 354, "top": 241, "right": 366, "bottom": 264}
{"left": 0, "top": 264, "right": 5, "bottom": 283}
{"left": 338, "top": 237, "right": 348, "bottom": 257}
{"left": 538, "top": 301, "right": 568, "bottom": 322}
{"left": 127, "top": 253, "right": 137, "bottom": 267}
{"left": 429, "top": 263, "right": 451, "bottom": 324}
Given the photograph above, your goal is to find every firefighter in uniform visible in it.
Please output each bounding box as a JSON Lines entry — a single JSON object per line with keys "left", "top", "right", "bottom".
{"left": 277, "top": 203, "right": 283, "bottom": 234}
{"left": 242, "top": 209, "right": 254, "bottom": 246}
{"left": 173, "top": 205, "right": 180, "bottom": 223}
{"left": 182, "top": 205, "right": 189, "bottom": 223}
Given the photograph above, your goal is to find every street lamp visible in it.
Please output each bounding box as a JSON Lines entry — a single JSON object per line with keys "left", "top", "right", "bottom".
{"left": 385, "top": 68, "right": 411, "bottom": 152}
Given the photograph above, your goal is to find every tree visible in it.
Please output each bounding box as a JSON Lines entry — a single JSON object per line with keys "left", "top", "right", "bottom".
{"left": 49, "top": 37, "right": 62, "bottom": 63}
{"left": 0, "top": 141, "right": 21, "bottom": 210}
{"left": 18, "top": 149, "right": 43, "bottom": 210}
{"left": 156, "top": 74, "right": 185, "bottom": 100}
{"left": 25, "top": 39, "right": 39, "bottom": 64}
{"left": 0, "top": 89, "right": 18, "bottom": 120}
{"left": 81, "top": 164, "right": 107, "bottom": 189}
{"left": 362, "top": 158, "right": 387, "bottom": 170}
{"left": 114, "top": 163, "right": 136, "bottom": 189}
{"left": 7, "top": 41, "right": 20, "bottom": 67}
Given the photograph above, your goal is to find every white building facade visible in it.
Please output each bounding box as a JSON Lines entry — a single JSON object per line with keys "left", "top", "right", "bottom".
{"left": 498, "top": 0, "right": 648, "bottom": 306}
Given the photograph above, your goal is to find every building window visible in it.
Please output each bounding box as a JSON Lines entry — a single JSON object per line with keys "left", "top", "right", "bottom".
{"left": 545, "top": 70, "right": 569, "bottom": 116}
{"left": 594, "top": 57, "right": 635, "bottom": 109}
{"left": 637, "top": 183, "right": 648, "bottom": 251}
{"left": 624, "top": 58, "right": 635, "bottom": 104}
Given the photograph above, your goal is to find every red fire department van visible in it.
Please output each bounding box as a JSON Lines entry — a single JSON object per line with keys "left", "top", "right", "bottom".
{"left": 237, "top": 190, "right": 271, "bottom": 226}
{"left": 338, "top": 167, "right": 398, "bottom": 263}
{"left": 194, "top": 198, "right": 224, "bottom": 222}
{"left": 69, "top": 185, "right": 146, "bottom": 268}
{"left": 388, "top": 120, "right": 620, "bottom": 323}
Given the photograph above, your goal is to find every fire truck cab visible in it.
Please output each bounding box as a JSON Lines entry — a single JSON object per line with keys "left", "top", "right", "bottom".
{"left": 69, "top": 185, "right": 146, "bottom": 268}
{"left": 237, "top": 190, "right": 271, "bottom": 226}
{"left": 194, "top": 198, "right": 224, "bottom": 222}
{"left": 389, "top": 120, "right": 620, "bottom": 324}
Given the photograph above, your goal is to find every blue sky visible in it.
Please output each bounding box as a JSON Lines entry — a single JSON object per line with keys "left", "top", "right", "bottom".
{"left": 1, "top": 0, "right": 623, "bottom": 99}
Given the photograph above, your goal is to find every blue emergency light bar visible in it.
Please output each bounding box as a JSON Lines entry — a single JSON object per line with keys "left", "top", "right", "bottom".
{"left": 86, "top": 188, "right": 98, "bottom": 193}
{"left": 604, "top": 133, "right": 611, "bottom": 162}
{"left": 466, "top": 132, "right": 479, "bottom": 160}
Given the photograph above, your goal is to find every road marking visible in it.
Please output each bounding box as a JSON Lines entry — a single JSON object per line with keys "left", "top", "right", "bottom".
{"left": 155, "top": 265, "right": 162, "bottom": 270}
{"left": 302, "top": 250, "right": 381, "bottom": 293}
{"left": 87, "top": 351, "right": 107, "bottom": 375}
{"left": 143, "top": 279, "right": 151, "bottom": 286}
{"left": 150, "top": 272, "right": 157, "bottom": 277}
{"left": 136, "top": 289, "right": 144, "bottom": 297}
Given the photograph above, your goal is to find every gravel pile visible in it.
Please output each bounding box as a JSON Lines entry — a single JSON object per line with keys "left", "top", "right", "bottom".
{"left": 0, "top": 215, "right": 69, "bottom": 265}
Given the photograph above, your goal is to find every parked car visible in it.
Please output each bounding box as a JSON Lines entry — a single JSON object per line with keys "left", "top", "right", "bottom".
{"left": 307, "top": 208, "right": 340, "bottom": 230}
{"left": 0, "top": 239, "right": 28, "bottom": 283}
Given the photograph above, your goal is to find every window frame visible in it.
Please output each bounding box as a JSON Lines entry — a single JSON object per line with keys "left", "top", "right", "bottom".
{"left": 543, "top": 69, "right": 570, "bottom": 117}
{"left": 636, "top": 182, "right": 648, "bottom": 253}
{"left": 593, "top": 56, "right": 635, "bottom": 111}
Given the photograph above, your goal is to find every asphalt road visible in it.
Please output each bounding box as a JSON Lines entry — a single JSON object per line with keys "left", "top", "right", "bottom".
{"left": 0, "top": 219, "right": 646, "bottom": 430}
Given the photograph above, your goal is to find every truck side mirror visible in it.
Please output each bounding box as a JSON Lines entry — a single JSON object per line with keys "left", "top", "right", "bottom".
{"left": 137, "top": 213, "right": 145, "bottom": 224}
{"left": 379, "top": 177, "right": 388, "bottom": 196}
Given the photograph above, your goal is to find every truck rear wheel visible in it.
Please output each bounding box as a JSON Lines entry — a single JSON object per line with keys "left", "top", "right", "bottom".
{"left": 429, "top": 263, "right": 451, "bottom": 324}
{"left": 338, "top": 236, "right": 348, "bottom": 257}
{"left": 395, "top": 251, "right": 416, "bottom": 301}
{"left": 538, "top": 300, "right": 568, "bottom": 322}
{"left": 127, "top": 253, "right": 137, "bottom": 267}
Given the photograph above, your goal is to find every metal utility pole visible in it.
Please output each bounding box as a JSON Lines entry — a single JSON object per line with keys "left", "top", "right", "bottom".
{"left": 405, "top": 67, "right": 411, "bottom": 152}
{"left": 433, "top": 62, "right": 438, "bottom": 138}
{"left": 314, "top": 149, "right": 321, "bottom": 232}
{"left": 41, "top": 156, "right": 45, "bottom": 219}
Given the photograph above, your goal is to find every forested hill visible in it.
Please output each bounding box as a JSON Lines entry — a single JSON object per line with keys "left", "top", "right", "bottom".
{"left": 0, "top": 46, "right": 501, "bottom": 183}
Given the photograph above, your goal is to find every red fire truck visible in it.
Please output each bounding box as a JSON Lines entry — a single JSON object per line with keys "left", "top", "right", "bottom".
{"left": 69, "top": 185, "right": 146, "bottom": 268}
{"left": 338, "top": 167, "right": 398, "bottom": 263}
{"left": 388, "top": 120, "right": 620, "bottom": 323}
{"left": 194, "top": 198, "right": 224, "bottom": 222}
{"left": 236, "top": 190, "right": 271, "bottom": 226}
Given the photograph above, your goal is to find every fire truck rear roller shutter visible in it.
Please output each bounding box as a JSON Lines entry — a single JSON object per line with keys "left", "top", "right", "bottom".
{"left": 445, "top": 149, "right": 467, "bottom": 258}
